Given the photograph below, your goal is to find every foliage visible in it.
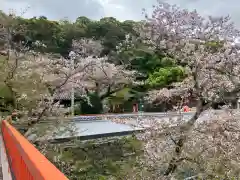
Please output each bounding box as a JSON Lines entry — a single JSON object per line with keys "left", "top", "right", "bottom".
{"left": 68, "top": 39, "right": 138, "bottom": 114}
{"left": 5, "top": 3, "right": 240, "bottom": 179}
{"left": 147, "top": 66, "right": 186, "bottom": 88}
{"left": 116, "top": 34, "right": 187, "bottom": 92}
{"left": 44, "top": 136, "right": 143, "bottom": 180}
{"left": 2, "top": 11, "right": 186, "bottom": 93}
{"left": 0, "top": 13, "right": 137, "bottom": 138}
{"left": 123, "top": 1, "right": 240, "bottom": 179}
{"left": 0, "top": 12, "right": 188, "bottom": 115}
{"left": 80, "top": 92, "right": 103, "bottom": 114}
{"left": 8, "top": 15, "right": 137, "bottom": 57}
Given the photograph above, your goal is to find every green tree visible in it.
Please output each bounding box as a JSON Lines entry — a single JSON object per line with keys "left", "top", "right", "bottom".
{"left": 12, "top": 16, "right": 137, "bottom": 57}
{"left": 147, "top": 66, "right": 186, "bottom": 88}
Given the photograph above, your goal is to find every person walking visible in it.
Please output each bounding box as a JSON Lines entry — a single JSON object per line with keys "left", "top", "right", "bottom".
{"left": 183, "top": 105, "right": 190, "bottom": 112}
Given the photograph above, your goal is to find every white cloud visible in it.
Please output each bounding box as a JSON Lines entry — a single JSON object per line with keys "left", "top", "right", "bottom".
{"left": 1, "top": 0, "right": 105, "bottom": 20}
{"left": 1, "top": 0, "right": 240, "bottom": 26}
{"left": 167, "top": 0, "right": 240, "bottom": 26}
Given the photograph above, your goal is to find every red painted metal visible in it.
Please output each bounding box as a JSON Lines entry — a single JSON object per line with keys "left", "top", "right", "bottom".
{"left": 1, "top": 120, "right": 69, "bottom": 180}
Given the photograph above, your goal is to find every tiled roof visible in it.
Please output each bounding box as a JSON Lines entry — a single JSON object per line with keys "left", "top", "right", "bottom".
{"left": 47, "top": 119, "right": 143, "bottom": 140}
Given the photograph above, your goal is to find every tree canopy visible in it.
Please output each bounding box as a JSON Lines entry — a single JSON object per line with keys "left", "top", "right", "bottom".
{"left": 11, "top": 15, "right": 137, "bottom": 57}
{"left": 0, "top": 12, "right": 186, "bottom": 114}
{"left": 2, "top": 1, "right": 240, "bottom": 179}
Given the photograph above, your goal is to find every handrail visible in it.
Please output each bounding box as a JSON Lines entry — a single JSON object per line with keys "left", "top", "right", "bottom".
{"left": 1, "top": 120, "right": 69, "bottom": 180}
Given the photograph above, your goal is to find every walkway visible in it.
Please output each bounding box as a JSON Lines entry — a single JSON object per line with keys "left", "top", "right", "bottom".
{"left": 0, "top": 135, "right": 10, "bottom": 180}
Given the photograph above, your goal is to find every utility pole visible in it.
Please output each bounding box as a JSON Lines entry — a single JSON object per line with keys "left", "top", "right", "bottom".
{"left": 69, "top": 51, "right": 76, "bottom": 116}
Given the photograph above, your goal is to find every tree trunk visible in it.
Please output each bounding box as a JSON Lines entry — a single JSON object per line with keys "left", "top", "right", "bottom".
{"left": 164, "top": 98, "right": 210, "bottom": 176}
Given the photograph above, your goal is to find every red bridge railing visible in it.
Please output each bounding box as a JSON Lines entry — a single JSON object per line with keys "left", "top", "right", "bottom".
{"left": 1, "top": 120, "right": 69, "bottom": 180}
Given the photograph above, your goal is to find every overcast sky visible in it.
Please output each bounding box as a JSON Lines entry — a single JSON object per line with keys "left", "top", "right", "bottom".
{"left": 1, "top": 0, "right": 240, "bottom": 26}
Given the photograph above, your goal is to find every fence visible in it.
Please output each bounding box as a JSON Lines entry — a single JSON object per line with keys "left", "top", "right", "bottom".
{"left": 1, "top": 120, "right": 69, "bottom": 180}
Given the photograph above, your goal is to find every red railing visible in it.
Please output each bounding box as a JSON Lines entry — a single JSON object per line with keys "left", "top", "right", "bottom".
{"left": 1, "top": 120, "right": 69, "bottom": 180}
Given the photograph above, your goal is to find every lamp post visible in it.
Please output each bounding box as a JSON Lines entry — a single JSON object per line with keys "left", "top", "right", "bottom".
{"left": 138, "top": 97, "right": 144, "bottom": 117}
{"left": 69, "top": 51, "right": 76, "bottom": 116}
{"left": 237, "top": 99, "right": 240, "bottom": 109}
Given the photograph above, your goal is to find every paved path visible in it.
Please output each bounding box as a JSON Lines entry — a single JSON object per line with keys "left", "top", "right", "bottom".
{"left": 0, "top": 136, "right": 12, "bottom": 180}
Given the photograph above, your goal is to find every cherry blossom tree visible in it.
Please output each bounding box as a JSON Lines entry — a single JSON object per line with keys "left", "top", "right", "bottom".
{"left": 0, "top": 13, "right": 138, "bottom": 138}
{"left": 65, "top": 39, "right": 138, "bottom": 114}
{"left": 116, "top": 1, "right": 240, "bottom": 179}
